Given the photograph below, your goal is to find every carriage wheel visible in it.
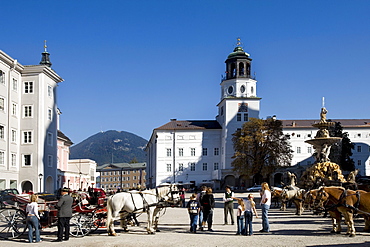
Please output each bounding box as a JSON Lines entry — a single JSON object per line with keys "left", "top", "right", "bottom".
{"left": 70, "top": 214, "right": 92, "bottom": 237}
{"left": 88, "top": 213, "right": 106, "bottom": 234}
{"left": 0, "top": 208, "right": 27, "bottom": 239}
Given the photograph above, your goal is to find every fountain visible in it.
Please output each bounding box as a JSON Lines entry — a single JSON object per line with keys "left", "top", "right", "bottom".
{"left": 299, "top": 106, "right": 346, "bottom": 189}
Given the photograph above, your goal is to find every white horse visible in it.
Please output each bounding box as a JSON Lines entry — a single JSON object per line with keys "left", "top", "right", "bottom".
{"left": 106, "top": 184, "right": 180, "bottom": 235}
{"left": 280, "top": 187, "right": 305, "bottom": 215}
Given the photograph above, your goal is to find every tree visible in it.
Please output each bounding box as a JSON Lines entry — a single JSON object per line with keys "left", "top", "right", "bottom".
{"left": 129, "top": 157, "right": 139, "bottom": 163}
{"left": 328, "top": 121, "right": 355, "bottom": 171}
{"left": 231, "top": 118, "right": 293, "bottom": 178}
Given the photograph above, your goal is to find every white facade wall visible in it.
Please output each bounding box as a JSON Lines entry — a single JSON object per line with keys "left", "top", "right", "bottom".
{"left": 153, "top": 129, "right": 222, "bottom": 186}
{"left": 0, "top": 50, "right": 62, "bottom": 192}
{"left": 282, "top": 126, "right": 370, "bottom": 176}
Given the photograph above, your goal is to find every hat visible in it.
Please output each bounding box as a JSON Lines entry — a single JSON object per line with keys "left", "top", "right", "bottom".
{"left": 61, "top": 187, "right": 69, "bottom": 192}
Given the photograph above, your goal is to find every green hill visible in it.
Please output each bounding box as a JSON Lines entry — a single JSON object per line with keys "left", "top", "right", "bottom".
{"left": 69, "top": 130, "right": 147, "bottom": 165}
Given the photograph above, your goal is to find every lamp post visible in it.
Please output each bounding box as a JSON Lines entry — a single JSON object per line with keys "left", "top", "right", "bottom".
{"left": 38, "top": 173, "right": 43, "bottom": 193}
{"left": 79, "top": 172, "right": 82, "bottom": 190}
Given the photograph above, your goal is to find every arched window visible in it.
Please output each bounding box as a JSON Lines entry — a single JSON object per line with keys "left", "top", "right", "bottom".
{"left": 0, "top": 70, "right": 4, "bottom": 84}
{"left": 246, "top": 64, "right": 251, "bottom": 76}
{"left": 251, "top": 86, "right": 254, "bottom": 95}
{"left": 239, "top": 62, "right": 245, "bottom": 76}
{"left": 230, "top": 63, "right": 236, "bottom": 78}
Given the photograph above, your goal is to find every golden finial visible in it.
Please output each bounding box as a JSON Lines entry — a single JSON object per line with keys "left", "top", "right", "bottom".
{"left": 236, "top": 37, "right": 242, "bottom": 46}
{"left": 44, "top": 40, "right": 48, "bottom": 52}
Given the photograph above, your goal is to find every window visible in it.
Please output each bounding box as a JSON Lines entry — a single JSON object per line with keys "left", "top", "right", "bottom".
{"left": 202, "top": 163, "right": 207, "bottom": 171}
{"left": 11, "top": 154, "right": 16, "bottom": 167}
{"left": 23, "top": 131, "right": 32, "bottom": 144}
{"left": 214, "top": 148, "right": 219, "bottom": 155}
{"left": 127, "top": 177, "right": 130, "bottom": 181}
{"left": 12, "top": 103, "right": 17, "bottom": 115}
{"left": 47, "top": 132, "right": 53, "bottom": 146}
{"left": 48, "top": 109, "right": 52, "bottom": 120}
{"left": 179, "top": 148, "right": 183, "bottom": 156}
{"left": 357, "top": 146, "right": 362, "bottom": 152}
{"left": 166, "top": 164, "right": 171, "bottom": 172}
{"left": 48, "top": 85, "right": 52, "bottom": 97}
{"left": 237, "top": 113, "right": 241, "bottom": 121}
{"left": 48, "top": 155, "right": 53, "bottom": 167}
{"left": 297, "top": 147, "right": 301, "bottom": 153}
{"left": 0, "top": 125, "right": 4, "bottom": 139}
{"left": 358, "top": 160, "right": 362, "bottom": 166}
{"left": 202, "top": 148, "right": 207, "bottom": 156}
{"left": 0, "top": 70, "right": 4, "bottom": 84}
{"left": 191, "top": 148, "right": 195, "bottom": 156}
{"left": 24, "top": 105, "right": 32, "bottom": 118}
{"left": 214, "top": 163, "right": 219, "bottom": 170}
{"left": 179, "top": 163, "right": 183, "bottom": 171}
{"left": 0, "top": 151, "right": 4, "bottom": 166}
{"left": 308, "top": 134, "right": 311, "bottom": 138}
{"left": 24, "top": 81, "right": 33, "bottom": 93}
{"left": 244, "top": 114, "right": 248, "bottom": 121}
{"left": 23, "top": 154, "right": 31, "bottom": 166}
{"left": 358, "top": 133, "right": 361, "bottom": 138}
{"left": 166, "top": 148, "right": 172, "bottom": 157}
{"left": 0, "top": 97, "right": 4, "bottom": 111}
{"left": 297, "top": 134, "right": 301, "bottom": 138}
{"left": 221, "top": 106, "right": 224, "bottom": 116}
{"left": 308, "top": 147, "right": 312, "bottom": 153}
{"left": 190, "top": 163, "right": 195, "bottom": 171}
{"left": 133, "top": 176, "right": 137, "bottom": 180}
{"left": 11, "top": 129, "right": 16, "bottom": 143}
{"left": 127, "top": 171, "right": 130, "bottom": 175}
{"left": 12, "top": 79, "right": 17, "bottom": 91}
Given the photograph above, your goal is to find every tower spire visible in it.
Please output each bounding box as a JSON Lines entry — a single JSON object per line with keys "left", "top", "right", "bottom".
{"left": 40, "top": 40, "right": 52, "bottom": 67}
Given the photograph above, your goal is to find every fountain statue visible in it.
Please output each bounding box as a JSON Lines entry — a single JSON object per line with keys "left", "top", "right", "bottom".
{"left": 299, "top": 107, "right": 346, "bottom": 189}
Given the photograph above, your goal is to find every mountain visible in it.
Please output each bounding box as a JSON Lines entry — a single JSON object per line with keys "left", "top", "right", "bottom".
{"left": 69, "top": 130, "right": 148, "bottom": 165}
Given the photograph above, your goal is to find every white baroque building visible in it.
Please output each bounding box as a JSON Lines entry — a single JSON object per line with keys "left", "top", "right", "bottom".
{"left": 0, "top": 47, "right": 63, "bottom": 193}
{"left": 145, "top": 44, "right": 370, "bottom": 189}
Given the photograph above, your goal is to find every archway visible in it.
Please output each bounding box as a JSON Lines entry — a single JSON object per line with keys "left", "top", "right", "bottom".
{"left": 45, "top": 176, "right": 54, "bottom": 193}
{"left": 239, "top": 175, "right": 249, "bottom": 189}
{"left": 21, "top": 181, "right": 33, "bottom": 193}
{"left": 252, "top": 174, "right": 263, "bottom": 185}
{"left": 224, "top": 175, "right": 235, "bottom": 189}
{"left": 274, "top": 173, "right": 283, "bottom": 187}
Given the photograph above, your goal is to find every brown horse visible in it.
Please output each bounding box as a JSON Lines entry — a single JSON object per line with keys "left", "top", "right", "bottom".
{"left": 308, "top": 188, "right": 343, "bottom": 234}
{"left": 313, "top": 186, "right": 369, "bottom": 237}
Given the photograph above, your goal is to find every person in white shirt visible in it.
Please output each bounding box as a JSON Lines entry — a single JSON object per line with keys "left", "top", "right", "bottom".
{"left": 26, "top": 194, "right": 41, "bottom": 243}
{"left": 259, "top": 182, "right": 271, "bottom": 233}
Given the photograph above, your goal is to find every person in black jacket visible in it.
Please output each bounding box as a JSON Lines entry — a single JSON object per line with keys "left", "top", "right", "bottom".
{"left": 53, "top": 188, "right": 73, "bottom": 242}
{"left": 200, "top": 187, "right": 215, "bottom": 232}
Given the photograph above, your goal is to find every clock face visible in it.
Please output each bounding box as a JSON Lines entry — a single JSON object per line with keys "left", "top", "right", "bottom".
{"left": 228, "top": 86, "right": 233, "bottom": 94}
{"left": 240, "top": 85, "right": 245, "bottom": 93}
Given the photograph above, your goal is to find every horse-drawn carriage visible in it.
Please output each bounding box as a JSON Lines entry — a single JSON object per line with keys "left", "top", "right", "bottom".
{"left": 0, "top": 184, "right": 180, "bottom": 240}
{"left": 0, "top": 188, "right": 108, "bottom": 240}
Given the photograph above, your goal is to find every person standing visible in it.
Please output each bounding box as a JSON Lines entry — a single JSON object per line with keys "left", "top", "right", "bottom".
{"left": 244, "top": 194, "right": 258, "bottom": 236}
{"left": 53, "top": 188, "right": 73, "bottom": 242}
{"left": 260, "top": 182, "right": 271, "bottom": 233}
{"left": 223, "top": 186, "right": 235, "bottom": 225}
{"left": 200, "top": 187, "right": 215, "bottom": 232}
{"left": 186, "top": 194, "right": 200, "bottom": 233}
{"left": 235, "top": 199, "right": 245, "bottom": 235}
{"left": 196, "top": 185, "right": 207, "bottom": 230}
{"left": 26, "top": 194, "right": 41, "bottom": 243}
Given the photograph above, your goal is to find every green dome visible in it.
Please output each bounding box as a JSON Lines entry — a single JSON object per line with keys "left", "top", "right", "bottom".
{"left": 227, "top": 46, "right": 250, "bottom": 58}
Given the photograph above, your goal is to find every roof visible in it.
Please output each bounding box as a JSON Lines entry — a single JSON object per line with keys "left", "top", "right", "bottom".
{"left": 96, "top": 162, "right": 146, "bottom": 171}
{"left": 57, "top": 130, "right": 73, "bottom": 146}
{"left": 281, "top": 119, "right": 370, "bottom": 129}
{"left": 155, "top": 120, "right": 222, "bottom": 131}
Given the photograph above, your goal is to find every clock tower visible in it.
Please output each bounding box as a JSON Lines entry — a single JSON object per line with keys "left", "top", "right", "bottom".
{"left": 216, "top": 39, "right": 261, "bottom": 172}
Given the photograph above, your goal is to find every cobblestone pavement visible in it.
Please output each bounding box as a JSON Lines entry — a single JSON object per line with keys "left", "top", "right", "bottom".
{"left": 2, "top": 193, "right": 370, "bottom": 247}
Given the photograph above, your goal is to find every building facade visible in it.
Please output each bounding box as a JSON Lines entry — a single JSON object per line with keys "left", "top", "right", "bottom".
{"left": 145, "top": 43, "right": 370, "bottom": 189}
{"left": 96, "top": 163, "right": 146, "bottom": 191}
{"left": 0, "top": 47, "right": 63, "bottom": 193}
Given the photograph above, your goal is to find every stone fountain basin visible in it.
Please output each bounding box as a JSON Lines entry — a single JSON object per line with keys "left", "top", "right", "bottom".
{"left": 305, "top": 137, "right": 342, "bottom": 146}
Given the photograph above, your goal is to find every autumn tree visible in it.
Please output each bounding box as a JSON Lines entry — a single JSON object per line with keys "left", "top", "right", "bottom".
{"left": 231, "top": 118, "right": 293, "bottom": 178}
{"left": 328, "top": 121, "right": 355, "bottom": 171}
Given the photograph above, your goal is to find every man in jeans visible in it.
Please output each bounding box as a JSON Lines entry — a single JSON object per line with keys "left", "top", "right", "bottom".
{"left": 196, "top": 185, "right": 207, "bottom": 230}
{"left": 223, "top": 186, "right": 235, "bottom": 225}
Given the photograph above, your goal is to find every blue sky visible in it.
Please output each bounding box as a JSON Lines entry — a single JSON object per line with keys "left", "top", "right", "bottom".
{"left": 1, "top": 1, "right": 370, "bottom": 144}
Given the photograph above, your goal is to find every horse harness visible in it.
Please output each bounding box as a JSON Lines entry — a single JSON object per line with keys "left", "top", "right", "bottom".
{"left": 316, "top": 188, "right": 364, "bottom": 215}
